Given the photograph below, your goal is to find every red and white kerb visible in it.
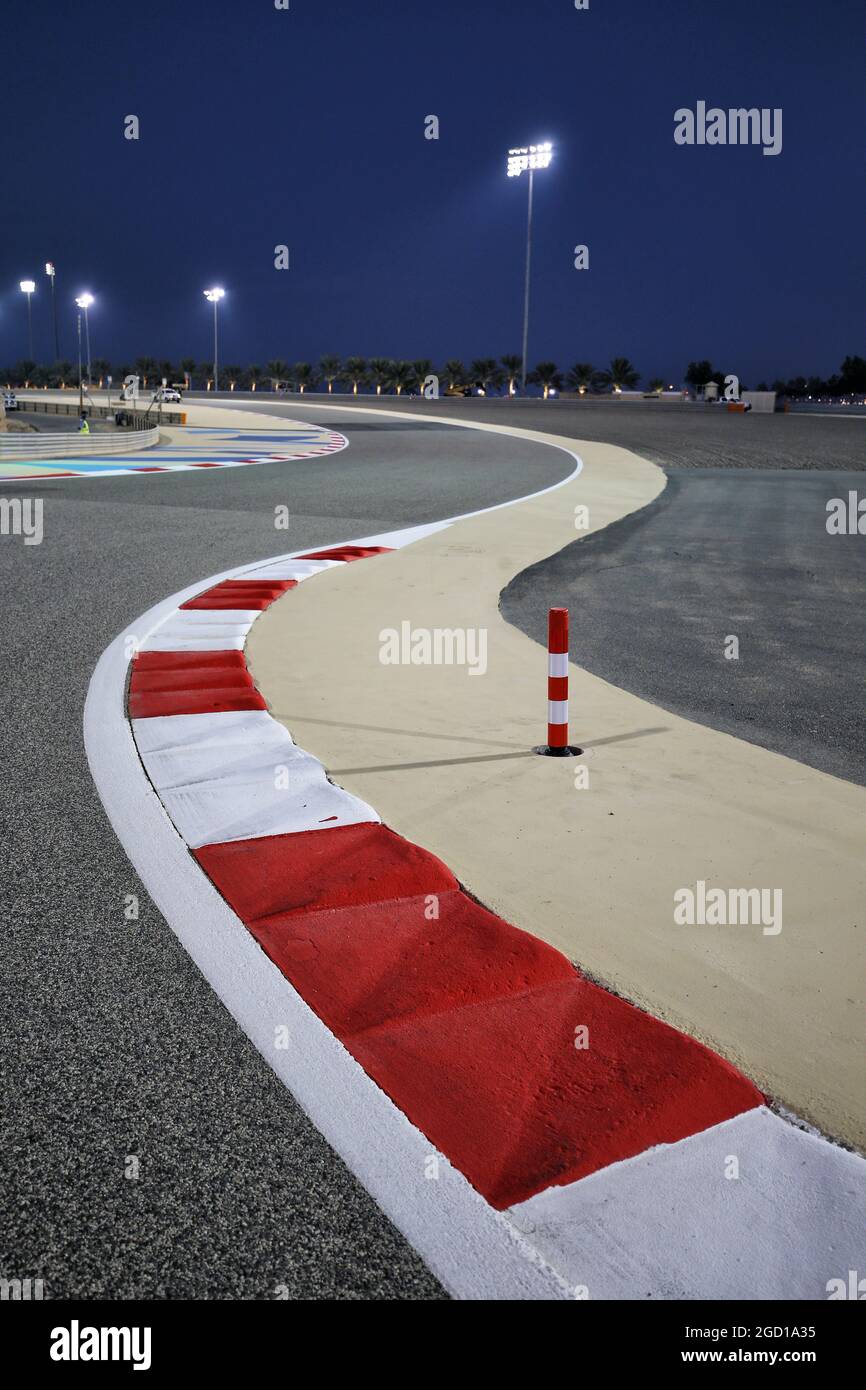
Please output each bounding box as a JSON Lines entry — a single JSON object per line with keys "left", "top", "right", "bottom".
{"left": 547, "top": 607, "right": 569, "bottom": 752}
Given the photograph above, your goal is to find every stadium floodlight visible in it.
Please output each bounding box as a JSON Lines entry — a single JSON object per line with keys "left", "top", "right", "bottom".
{"left": 203, "top": 287, "right": 226, "bottom": 391}
{"left": 506, "top": 142, "right": 553, "bottom": 178}
{"left": 506, "top": 142, "right": 554, "bottom": 393}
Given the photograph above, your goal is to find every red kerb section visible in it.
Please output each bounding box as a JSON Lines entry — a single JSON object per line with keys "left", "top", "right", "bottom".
{"left": 194, "top": 823, "right": 763, "bottom": 1208}
{"left": 181, "top": 579, "right": 297, "bottom": 611}
{"left": 129, "top": 649, "right": 266, "bottom": 719}
{"left": 296, "top": 545, "right": 393, "bottom": 562}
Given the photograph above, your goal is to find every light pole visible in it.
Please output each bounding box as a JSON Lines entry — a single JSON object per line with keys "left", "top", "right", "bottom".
{"left": 76, "top": 303, "right": 83, "bottom": 414}
{"left": 203, "top": 287, "right": 225, "bottom": 391}
{"left": 507, "top": 142, "right": 553, "bottom": 394}
{"left": 19, "top": 280, "right": 36, "bottom": 363}
{"left": 45, "top": 262, "right": 60, "bottom": 360}
{"left": 75, "top": 293, "right": 94, "bottom": 386}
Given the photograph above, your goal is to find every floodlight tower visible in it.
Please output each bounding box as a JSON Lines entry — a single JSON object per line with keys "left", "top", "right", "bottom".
{"left": 45, "top": 262, "right": 60, "bottom": 359}
{"left": 203, "top": 287, "right": 226, "bottom": 391}
{"left": 506, "top": 141, "right": 554, "bottom": 394}
{"left": 19, "top": 280, "right": 36, "bottom": 361}
{"left": 75, "top": 293, "right": 94, "bottom": 385}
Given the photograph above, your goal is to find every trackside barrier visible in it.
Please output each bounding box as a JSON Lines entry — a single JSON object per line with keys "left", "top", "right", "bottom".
{"left": 0, "top": 426, "right": 160, "bottom": 459}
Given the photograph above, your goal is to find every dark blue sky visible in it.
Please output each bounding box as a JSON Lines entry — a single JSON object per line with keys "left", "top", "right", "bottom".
{"left": 2, "top": 0, "right": 863, "bottom": 383}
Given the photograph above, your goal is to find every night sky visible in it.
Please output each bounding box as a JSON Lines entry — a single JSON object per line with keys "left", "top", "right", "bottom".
{"left": 2, "top": 0, "right": 863, "bottom": 382}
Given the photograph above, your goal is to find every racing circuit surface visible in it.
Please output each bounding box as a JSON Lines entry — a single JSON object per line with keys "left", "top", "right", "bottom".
{"left": 1, "top": 396, "right": 863, "bottom": 1298}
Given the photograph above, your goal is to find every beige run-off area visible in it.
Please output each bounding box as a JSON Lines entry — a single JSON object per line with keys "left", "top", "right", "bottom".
{"left": 247, "top": 421, "right": 866, "bottom": 1153}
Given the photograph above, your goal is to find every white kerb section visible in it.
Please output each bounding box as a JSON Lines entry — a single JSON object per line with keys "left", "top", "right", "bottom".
{"left": 133, "top": 710, "right": 379, "bottom": 847}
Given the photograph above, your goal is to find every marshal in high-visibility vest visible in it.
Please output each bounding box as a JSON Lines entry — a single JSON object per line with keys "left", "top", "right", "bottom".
{"left": 79, "top": 416, "right": 90, "bottom": 434}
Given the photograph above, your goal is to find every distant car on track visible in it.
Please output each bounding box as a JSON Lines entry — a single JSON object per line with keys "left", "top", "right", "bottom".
{"left": 154, "top": 386, "right": 182, "bottom": 403}
{"left": 3, "top": 390, "right": 19, "bottom": 410}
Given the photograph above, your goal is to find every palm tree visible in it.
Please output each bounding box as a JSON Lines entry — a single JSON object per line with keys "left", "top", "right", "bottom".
{"left": 601, "top": 357, "right": 640, "bottom": 391}
{"left": 181, "top": 357, "right": 197, "bottom": 389}
{"left": 342, "top": 356, "right": 367, "bottom": 395}
{"left": 267, "top": 360, "right": 289, "bottom": 390}
{"left": 318, "top": 355, "right": 342, "bottom": 393}
{"left": 443, "top": 360, "right": 466, "bottom": 391}
{"left": 470, "top": 358, "right": 504, "bottom": 395}
{"left": 501, "top": 354, "right": 522, "bottom": 396}
{"left": 225, "top": 366, "right": 244, "bottom": 391}
{"left": 530, "top": 362, "right": 562, "bottom": 399}
{"left": 54, "top": 360, "right": 73, "bottom": 388}
{"left": 368, "top": 358, "right": 392, "bottom": 396}
{"left": 135, "top": 356, "right": 158, "bottom": 387}
{"left": 247, "top": 364, "right": 262, "bottom": 392}
{"left": 158, "top": 360, "right": 175, "bottom": 385}
{"left": 92, "top": 358, "right": 113, "bottom": 388}
{"left": 199, "top": 362, "right": 213, "bottom": 389}
{"left": 293, "top": 362, "right": 314, "bottom": 394}
{"left": 647, "top": 378, "right": 665, "bottom": 394}
{"left": 412, "top": 359, "right": 434, "bottom": 393}
{"left": 387, "top": 361, "right": 416, "bottom": 396}
{"left": 685, "top": 360, "right": 714, "bottom": 389}
{"left": 566, "top": 363, "right": 595, "bottom": 395}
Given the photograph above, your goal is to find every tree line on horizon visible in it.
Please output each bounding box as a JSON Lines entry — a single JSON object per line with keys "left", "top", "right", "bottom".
{"left": 0, "top": 354, "right": 648, "bottom": 396}
{"left": 3, "top": 353, "right": 864, "bottom": 398}
{"left": 685, "top": 356, "right": 866, "bottom": 398}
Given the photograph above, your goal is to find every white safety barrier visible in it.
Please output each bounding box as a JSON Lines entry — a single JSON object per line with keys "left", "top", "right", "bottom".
{"left": 0, "top": 426, "right": 160, "bottom": 459}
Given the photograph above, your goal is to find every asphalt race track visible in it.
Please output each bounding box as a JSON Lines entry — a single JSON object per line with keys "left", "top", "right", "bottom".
{"left": 0, "top": 411, "right": 566, "bottom": 1300}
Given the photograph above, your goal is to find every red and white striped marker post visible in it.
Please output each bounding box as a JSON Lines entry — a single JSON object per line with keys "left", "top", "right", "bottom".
{"left": 539, "top": 607, "right": 578, "bottom": 756}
